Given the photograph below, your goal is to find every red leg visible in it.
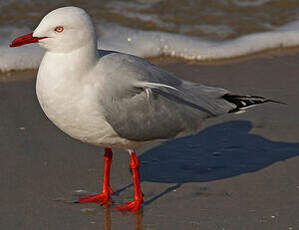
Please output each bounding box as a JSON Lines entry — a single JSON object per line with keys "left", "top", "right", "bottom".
{"left": 77, "top": 148, "right": 114, "bottom": 205}
{"left": 114, "top": 152, "right": 143, "bottom": 212}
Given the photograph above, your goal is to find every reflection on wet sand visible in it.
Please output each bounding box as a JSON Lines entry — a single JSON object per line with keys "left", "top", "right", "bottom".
{"left": 103, "top": 204, "right": 143, "bottom": 230}
{"left": 103, "top": 205, "right": 111, "bottom": 230}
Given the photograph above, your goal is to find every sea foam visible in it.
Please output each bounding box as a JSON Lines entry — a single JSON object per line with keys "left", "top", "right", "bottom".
{"left": 1, "top": 20, "right": 299, "bottom": 72}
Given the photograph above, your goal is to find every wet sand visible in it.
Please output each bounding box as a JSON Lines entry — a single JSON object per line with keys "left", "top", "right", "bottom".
{"left": 0, "top": 52, "right": 298, "bottom": 230}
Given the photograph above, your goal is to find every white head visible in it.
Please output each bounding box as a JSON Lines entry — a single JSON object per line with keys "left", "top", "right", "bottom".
{"left": 10, "top": 7, "right": 97, "bottom": 53}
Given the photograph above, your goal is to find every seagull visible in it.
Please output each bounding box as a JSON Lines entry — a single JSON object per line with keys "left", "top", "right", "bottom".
{"left": 10, "top": 6, "right": 283, "bottom": 212}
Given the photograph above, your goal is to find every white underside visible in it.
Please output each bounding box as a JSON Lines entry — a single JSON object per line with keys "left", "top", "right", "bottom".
{"left": 36, "top": 51, "right": 147, "bottom": 150}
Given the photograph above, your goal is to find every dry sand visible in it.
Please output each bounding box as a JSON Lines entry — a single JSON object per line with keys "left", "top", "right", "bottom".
{"left": 0, "top": 52, "right": 298, "bottom": 230}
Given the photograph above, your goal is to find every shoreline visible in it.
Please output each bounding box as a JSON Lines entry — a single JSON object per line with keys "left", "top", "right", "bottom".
{"left": 1, "top": 46, "right": 299, "bottom": 83}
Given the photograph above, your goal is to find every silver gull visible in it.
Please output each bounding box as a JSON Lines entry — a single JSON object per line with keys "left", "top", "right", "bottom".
{"left": 10, "top": 6, "right": 283, "bottom": 212}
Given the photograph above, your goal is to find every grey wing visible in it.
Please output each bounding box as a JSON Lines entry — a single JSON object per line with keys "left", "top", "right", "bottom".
{"left": 97, "top": 52, "right": 235, "bottom": 141}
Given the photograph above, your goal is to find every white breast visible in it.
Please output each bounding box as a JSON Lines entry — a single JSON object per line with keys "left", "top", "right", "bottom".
{"left": 36, "top": 52, "right": 136, "bottom": 149}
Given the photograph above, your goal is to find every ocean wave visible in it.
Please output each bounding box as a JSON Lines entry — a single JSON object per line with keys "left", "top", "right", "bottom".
{"left": 1, "top": 20, "right": 299, "bottom": 72}
{"left": 232, "top": 0, "right": 272, "bottom": 7}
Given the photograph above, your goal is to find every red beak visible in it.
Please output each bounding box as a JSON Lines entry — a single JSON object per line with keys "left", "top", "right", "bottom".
{"left": 9, "top": 33, "right": 47, "bottom": 47}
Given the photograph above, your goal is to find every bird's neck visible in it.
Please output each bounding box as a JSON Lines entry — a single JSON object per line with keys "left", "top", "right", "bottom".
{"left": 41, "top": 43, "right": 99, "bottom": 78}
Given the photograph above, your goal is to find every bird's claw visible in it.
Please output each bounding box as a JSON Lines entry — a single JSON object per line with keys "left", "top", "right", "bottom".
{"left": 114, "top": 200, "right": 142, "bottom": 213}
{"left": 76, "top": 192, "right": 111, "bottom": 205}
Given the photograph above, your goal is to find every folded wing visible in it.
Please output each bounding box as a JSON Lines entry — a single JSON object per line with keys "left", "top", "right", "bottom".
{"left": 96, "top": 52, "right": 235, "bottom": 141}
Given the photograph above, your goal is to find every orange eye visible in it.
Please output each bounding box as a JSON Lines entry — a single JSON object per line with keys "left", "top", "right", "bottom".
{"left": 54, "top": 26, "right": 64, "bottom": 33}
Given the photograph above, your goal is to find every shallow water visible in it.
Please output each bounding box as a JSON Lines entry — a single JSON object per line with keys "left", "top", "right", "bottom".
{"left": 1, "top": 0, "right": 299, "bottom": 71}
{"left": 1, "top": 0, "right": 299, "bottom": 39}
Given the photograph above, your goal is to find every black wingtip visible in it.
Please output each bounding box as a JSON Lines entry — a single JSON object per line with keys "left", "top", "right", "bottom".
{"left": 222, "top": 94, "right": 286, "bottom": 113}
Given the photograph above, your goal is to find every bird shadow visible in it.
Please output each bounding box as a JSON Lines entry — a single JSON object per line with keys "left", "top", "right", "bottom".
{"left": 122, "top": 120, "right": 299, "bottom": 206}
